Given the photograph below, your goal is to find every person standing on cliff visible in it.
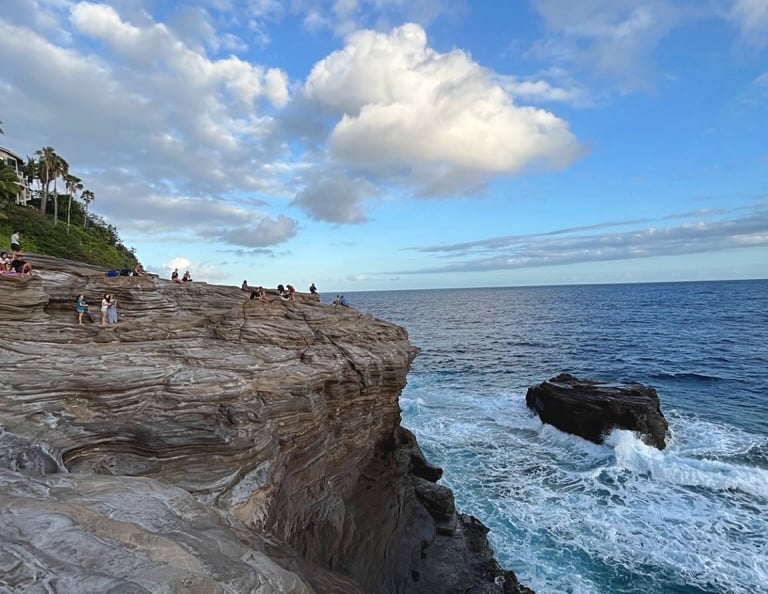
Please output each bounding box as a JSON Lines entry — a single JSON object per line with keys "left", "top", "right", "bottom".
{"left": 100, "top": 294, "right": 110, "bottom": 326}
{"left": 75, "top": 294, "right": 88, "bottom": 325}
{"left": 107, "top": 294, "right": 119, "bottom": 324}
{"left": 10, "top": 231, "right": 21, "bottom": 257}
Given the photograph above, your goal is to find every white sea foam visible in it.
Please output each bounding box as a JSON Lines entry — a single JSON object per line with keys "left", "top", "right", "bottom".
{"left": 399, "top": 396, "right": 427, "bottom": 415}
{"left": 402, "top": 390, "right": 768, "bottom": 594}
{"left": 609, "top": 428, "right": 768, "bottom": 498}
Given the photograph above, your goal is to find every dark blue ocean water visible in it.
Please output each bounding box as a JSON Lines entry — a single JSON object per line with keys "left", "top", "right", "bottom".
{"left": 338, "top": 280, "right": 768, "bottom": 594}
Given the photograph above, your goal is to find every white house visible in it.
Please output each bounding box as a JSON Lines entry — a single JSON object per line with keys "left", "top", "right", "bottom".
{"left": 0, "top": 146, "right": 30, "bottom": 205}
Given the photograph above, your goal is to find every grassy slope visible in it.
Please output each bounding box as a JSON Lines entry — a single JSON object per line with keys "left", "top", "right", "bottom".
{"left": 0, "top": 198, "right": 137, "bottom": 270}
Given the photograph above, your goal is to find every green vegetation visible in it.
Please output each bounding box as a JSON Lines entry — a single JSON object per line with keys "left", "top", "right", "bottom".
{"left": 1, "top": 118, "right": 137, "bottom": 269}
{"left": 0, "top": 196, "right": 137, "bottom": 269}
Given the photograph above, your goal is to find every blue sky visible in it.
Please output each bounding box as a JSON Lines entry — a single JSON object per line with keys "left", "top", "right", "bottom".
{"left": 1, "top": 0, "right": 766, "bottom": 292}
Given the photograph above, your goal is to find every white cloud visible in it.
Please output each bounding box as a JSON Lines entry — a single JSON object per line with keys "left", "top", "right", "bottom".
{"left": 729, "top": 0, "right": 768, "bottom": 47}
{"left": 203, "top": 215, "right": 299, "bottom": 247}
{"left": 403, "top": 205, "right": 768, "bottom": 274}
{"left": 290, "top": 0, "right": 464, "bottom": 36}
{"left": 166, "top": 257, "right": 191, "bottom": 272}
{"left": 0, "top": 3, "right": 299, "bottom": 250}
{"left": 70, "top": 2, "right": 289, "bottom": 107}
{"left": 304, "top": 23, "right": 584, "bottom": 199}
{"left": 293, "top": 173, "right": 376, "bottom": 223}
{"left": 527, "top": 0, "right": 768, "bottom": 92}
{"left": 247, "top": 0, "right": 284, "bottom": 19}
{"left": 528, "top": 0, "right": 686, "bottom": 91}
{"left": 498, "top": 68, "right": 592, "bottom": 105}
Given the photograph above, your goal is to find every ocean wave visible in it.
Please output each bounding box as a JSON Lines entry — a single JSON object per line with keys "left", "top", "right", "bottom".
{"left": 608, "top": 429, "right": 768, "bottom": 499}
{"left": 650, "top": 370, "right": 724, "bottom": 382}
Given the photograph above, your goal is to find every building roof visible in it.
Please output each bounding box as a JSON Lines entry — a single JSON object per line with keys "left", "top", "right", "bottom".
{"left": 0, "top": 146, "right": 25, "bottom": 161}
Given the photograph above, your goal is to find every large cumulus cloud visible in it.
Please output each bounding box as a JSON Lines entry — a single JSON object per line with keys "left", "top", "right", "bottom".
{"left": 303, "top": 23, "right": 584, "bottom": 201}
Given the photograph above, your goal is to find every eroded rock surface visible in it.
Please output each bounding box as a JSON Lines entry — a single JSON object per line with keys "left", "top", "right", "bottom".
{"left": 526, "top": 372, "right": 669, "bottom": 449}
{"left": 0, "top": 255, "right": 530, "bottom": 593}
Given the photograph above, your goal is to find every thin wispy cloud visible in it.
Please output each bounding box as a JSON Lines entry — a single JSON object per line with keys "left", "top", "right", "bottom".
{"left": 401, "top": 207, "right": 768, "bottom": 274}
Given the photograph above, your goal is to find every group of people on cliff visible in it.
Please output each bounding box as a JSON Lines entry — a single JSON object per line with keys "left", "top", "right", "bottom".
{"left": 244, "top": 282, "right": 299, "bottom": 303}
{"left": 242, "top": 282, "right": 352, "bottom": 308}
{"left": 243, "top": 280, "right": 321, "bottom": 301}
{"left": 171, "top": 269, "right": 192, "bottom": 283}
{"left": 75, "top": 293, "right": 119, "bottom": 326}
{"left": 1, "top": 231, "right": 33, "bottom": 276}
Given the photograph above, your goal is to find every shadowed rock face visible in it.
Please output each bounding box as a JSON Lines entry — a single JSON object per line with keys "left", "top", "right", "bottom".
{"left": 526, "top": 373, "right": 669, "bottom": 450}
{"left": 0, "top": 255, "right": 530, "bottom": 594}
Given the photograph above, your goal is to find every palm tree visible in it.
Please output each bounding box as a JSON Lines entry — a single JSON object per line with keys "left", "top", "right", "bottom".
{"left": 0, "top": 162, "right": 20, "bottom": 200}
{"left": 0, "top": 119, "right": 4, "bottom": 135}
{"left": 23, "top": 157, "right": 38, "bottom": 201}
{"left": 64, "top": 173, "right": 83, "bottom": 234}
{"left": 81, "top": 189, "right": 95, "bottom": 228}
{"left": 35, "top": 147, "right": 69, "bottom": 221}
{"left": 36, "top": 146, "right": 58, "bottom": 216}
{"left": 50, "top": 154, "right": 69, "bottom": 226}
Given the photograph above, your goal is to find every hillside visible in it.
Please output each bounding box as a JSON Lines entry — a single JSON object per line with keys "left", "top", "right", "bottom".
{"left": 0, "top": 198, "right": 137, "bottom": 270}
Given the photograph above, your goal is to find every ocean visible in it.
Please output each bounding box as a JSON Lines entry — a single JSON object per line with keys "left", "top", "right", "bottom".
{"left": 338, "top": 280, "right": 768, "bottom": 594}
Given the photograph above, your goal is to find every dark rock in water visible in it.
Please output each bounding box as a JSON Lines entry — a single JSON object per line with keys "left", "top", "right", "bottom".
{"left": 344, "top": 426, "right": 533, "bottom": 594}
{"left": 526, "top": 373, "right": 669, "bottom": 450}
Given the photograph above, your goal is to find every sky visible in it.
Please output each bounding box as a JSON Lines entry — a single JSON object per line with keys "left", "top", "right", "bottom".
{"left": 1, "top": 0, "right": 766, "bottom": 292}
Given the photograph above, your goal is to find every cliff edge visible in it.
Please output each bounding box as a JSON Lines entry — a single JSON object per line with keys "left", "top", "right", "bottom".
{"left": 0, "top": 255, "right": 530, "bottom": 594}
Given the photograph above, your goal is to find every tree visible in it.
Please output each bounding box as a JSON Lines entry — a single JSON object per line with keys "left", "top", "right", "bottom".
{"left": 81, "top": 189, "right": 95, "bottom": 228}
{"left": 64, "top": 173, "right": 83, "bottom": 234}
{"left": 36, "top": 146, "right": 57, "bottom": 216}
{"left": 50, "top": 154, "right": 69, "bottom": 226}
{"left": 0, "top": 162, "right": 20, "bottom": 201}
{"left": 23, "top": 157, "right": 38, "bottom": 200}
{"left": 0, "top": 119, "right": 4, "bottom": 135}
{"left": 35, "top": 147, "right": 69, "bottom": 221}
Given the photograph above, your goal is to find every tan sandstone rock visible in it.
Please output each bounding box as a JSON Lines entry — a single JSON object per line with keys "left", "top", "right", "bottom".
{"left": 0, "top": 254, "right": 530, "bottom": 594}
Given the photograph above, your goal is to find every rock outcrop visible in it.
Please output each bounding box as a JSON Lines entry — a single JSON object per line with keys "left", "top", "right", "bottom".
{"left": 0, "top": 254, "right": 530, "bottom": 593}
{"left": 526, "top": 373, "right": 668, "bottom": 450}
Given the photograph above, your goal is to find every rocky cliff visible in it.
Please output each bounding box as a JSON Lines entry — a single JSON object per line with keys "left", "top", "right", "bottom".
{"left": 0, "top": 255, "right": 530, "bottom": 594}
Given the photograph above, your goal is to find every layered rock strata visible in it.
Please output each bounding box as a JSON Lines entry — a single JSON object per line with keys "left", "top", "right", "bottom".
{"left": 0, "top": 254, "right": 530, "bottom": 593}
{"left": 526, "top": 372, "right": 669, "bottom": 449}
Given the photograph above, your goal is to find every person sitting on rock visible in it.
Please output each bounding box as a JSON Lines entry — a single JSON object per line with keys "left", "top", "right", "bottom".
{"left": 0, "top": 251, "right": 11, "bottom": 273}
{"left": 286, "top": 284, "right": 295, "bottom": 301}
{"left": 309, "top": 283, "right": 317, "bottom": 295}
{"left": 9, "top": 252, "right": 32, "bottom": 276}
{"left": 182, "top": 270, "right": 192, "bottom": 283}
{"left": 334, "top": 295, "right": 350, "bottom": 307}
{"left": 134, "top": 262, "right": 147, "bottom": 276}
{"left": 249, "top": 286, "right": 269, "bottom": 302}
{"left": 242, "top": 280, "right": 249, "bottom": 291}
{"left": 276, "top": 284, "right": 289, "bottom": 301}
